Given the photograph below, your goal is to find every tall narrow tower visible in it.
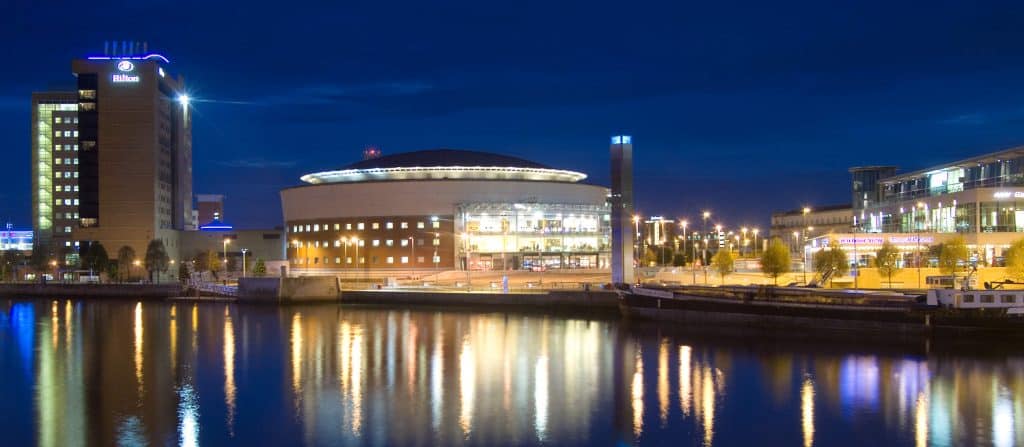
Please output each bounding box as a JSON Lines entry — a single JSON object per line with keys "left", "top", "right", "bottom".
{"left": 610, "top": 135, "right": 635, "bottom": 284}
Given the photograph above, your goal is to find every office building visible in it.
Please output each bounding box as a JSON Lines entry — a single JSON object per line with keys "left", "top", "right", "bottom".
{"left": 31, "top": 92, "right": 79, "bottom": 258}
{"left": 31, "top": 43, "right": 193, "bottom": 262}
{"left": 281, "top": 148, "right": 611, "bottom": 273}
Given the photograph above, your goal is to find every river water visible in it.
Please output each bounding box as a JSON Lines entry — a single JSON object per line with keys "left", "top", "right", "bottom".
{"left": 1, "top": 299, "right": 1021, "bottom": 446}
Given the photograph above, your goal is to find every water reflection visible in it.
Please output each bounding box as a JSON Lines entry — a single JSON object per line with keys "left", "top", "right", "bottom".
{"left": 5, "top": 300, "right": 1024, "bottom": 446}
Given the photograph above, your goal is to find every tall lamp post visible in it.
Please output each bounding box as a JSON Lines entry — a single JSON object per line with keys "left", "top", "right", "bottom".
{"left": 461, "top": 233, "right": 471, "bottom": 291}
{"left": 679, "top": 220, "right": 688, "bottom": 266}
{"left": 222, "top": 238, "right": 231, "bottom": 275}
{"left": 240, "top": 248, "right": 249, "bottom": 278}
{"left": 752, "top": 228, "right": 759, "bottom": 257}
{"left": 702, "top": 211, "right": 711, "bottom": 265}
{"left": 632, "top": 215, "right": 641, "bottom": 267}
{"left": 340, "top": 237, "right": 348, "bottom": 268}
{"left": 794, "top": 231, "right": 806, "bottom": 284}
{"left": 741, "top": 227, "right": 748, "bottom": 257}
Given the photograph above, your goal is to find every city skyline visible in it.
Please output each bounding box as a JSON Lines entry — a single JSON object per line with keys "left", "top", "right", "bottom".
{"left": 4, "top": 2, "right": 1024, "bottom": 230}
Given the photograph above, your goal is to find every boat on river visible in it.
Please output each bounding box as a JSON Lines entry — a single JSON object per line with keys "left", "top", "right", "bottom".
{"left": 616, "top": 284, "right": 1024, "bottom": 337}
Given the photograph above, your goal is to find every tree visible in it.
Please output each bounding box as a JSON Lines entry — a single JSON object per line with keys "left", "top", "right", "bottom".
{"left": 760, "top": 237, "right": 791, "bottom": 285}
{"left": 938, "top": 236, "right": 970, "bottom": 284}
{"left": 711, "top": 249, "right": 735, "bottom": 285}
{"left": 672, "top": 253, "right": 687, "bottom": 267}
{"left": 117, "top": 245, "right": 136, "bottom": 282}
{"left": 80, "top": 242, "right": 109, "bottom": 276}
{"left": 875, "top": 241, "right": 902, "bottom": 288}
{"left": 1, "top": 249, "right": 22, "bottom": 281}
{"left": 1005, "top": 239, "right": 1024, "bottom": 281}
{"left": 178, "top": 262, "right": 190, "bottom": 283}
{"left": 192, "top": 250, "right": 209, "bottom": 274}
{"left": 252, "top": 258, "right": 267, "bottom": 277}
{"left": 812, "top": 243, "right": 849, "bottom": 287}
{"left": 144, "top": 239, "right": 170, "bottom": 283}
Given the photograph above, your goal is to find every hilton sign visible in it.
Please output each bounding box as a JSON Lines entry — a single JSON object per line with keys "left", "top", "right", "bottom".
{"left": 111, "top": 60, "right": 140, "bottom": 83}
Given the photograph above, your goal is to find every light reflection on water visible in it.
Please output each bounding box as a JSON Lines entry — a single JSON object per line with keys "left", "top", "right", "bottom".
{"left": 4, "top": 299, "right": 1024, "bottom": 446}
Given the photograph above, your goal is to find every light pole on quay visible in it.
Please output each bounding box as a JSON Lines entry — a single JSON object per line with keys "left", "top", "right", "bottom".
{"left": 241, "top": 248, "right": 249, "bottom": 278}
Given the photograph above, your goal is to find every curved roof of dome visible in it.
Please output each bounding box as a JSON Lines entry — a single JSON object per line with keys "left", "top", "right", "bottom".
{"left": 340, "top": 149, "right": 553, "bottom": 170}
{"left": 300, "top": 148, "right": 586, "bottom": 185}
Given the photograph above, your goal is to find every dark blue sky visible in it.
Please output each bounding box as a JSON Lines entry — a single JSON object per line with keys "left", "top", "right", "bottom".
{"left": 4, "top": 1, "right": 1024, "bottom": 230}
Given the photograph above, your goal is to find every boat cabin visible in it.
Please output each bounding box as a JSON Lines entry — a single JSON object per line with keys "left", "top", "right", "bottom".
{"left": 927, "top": 289, "right": 1024, "bottom": 310}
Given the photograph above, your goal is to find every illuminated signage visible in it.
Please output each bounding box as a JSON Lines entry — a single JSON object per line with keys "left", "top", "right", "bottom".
{"left": 993, "top": 191, "right": 1024, "bottom": 199}
{"left": 838, "top": 237, "right": 884, "bottom": 245}
{"left": 112, "top": 73, "right": 140, "bottom": 83}
{"left": 117, "top": 60, "right": 134, "bottom": 72}
{"left": 889, "top": 236, "right": 934, "bottom": 244}
{"left": 611, "top": 135, "right": 632, "bottom": 145}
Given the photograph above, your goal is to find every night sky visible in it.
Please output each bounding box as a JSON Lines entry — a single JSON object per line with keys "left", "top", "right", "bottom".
{"left": 4, "top": 1, "right": 1024, "bottom": 230}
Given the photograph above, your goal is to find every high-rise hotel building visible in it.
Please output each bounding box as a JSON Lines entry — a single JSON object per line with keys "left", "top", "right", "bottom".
{"left": 33, "top": 44, "right": 193, "bottom": 262}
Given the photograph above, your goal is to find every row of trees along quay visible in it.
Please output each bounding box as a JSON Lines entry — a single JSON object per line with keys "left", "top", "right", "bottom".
{"left": 706, "top": 236, "right": 978, "bottom": 288}
{"left": 0, "top": 239, "right": 268, "bottom": 283}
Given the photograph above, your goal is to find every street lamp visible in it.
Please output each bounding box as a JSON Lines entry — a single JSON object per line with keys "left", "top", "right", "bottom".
{"left": 680, "top": 220, "right": 688, "bottom": 267}
{"left": 701, "top": 211, "right": 711, "bottom": 265}
{"left": 741, "top": 227, "right": 748, "bottom": 257}
{"left": 132, "top": 259, "right": 140, "bottom": 282}
{"left": 222, "top": 238, "right": 231, "bottom": 275}
{"left": 339, "top": 237, "right": 348, "bottom": 268}
{"left": 632, "top": 215, "right": 641, "bottom": 266}
{"left": 240, "top": 248, "right": 249, "bottom": 278}
{"left": 752, "top": 228, "right": 760, "bottom": 257}
{"left": 794, "top": 231, "right": 806, "bottom": 284}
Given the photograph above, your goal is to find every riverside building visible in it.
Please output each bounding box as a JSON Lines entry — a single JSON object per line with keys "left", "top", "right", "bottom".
{"left": 281, "top": 149, "right": 611, "bottom": 273}
{"left": 32, "top": 43, "right": 193, "bottom": 263}
{"left": 808, "top": 146, "right": 1024, "bottom": 266}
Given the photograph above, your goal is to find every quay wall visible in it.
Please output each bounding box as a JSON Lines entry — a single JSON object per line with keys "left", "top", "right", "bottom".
{"left": 0, "top": 283, "right": 184, "bottom": 299}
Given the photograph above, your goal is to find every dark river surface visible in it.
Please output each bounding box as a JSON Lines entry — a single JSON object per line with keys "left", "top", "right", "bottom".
{"left": 1, "top": 299, "right": 1022, "bottom": 446}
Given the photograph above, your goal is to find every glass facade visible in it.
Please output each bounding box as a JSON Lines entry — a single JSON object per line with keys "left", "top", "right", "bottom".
{"left": 33, "top": 101, "right": 77, "bottom": 238}
{"left": 458, "top": 203, "right": 611, "bottom": 270}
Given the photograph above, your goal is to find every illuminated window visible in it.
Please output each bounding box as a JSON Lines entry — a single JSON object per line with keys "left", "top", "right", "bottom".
{"left": 345, "top": 223, "right": 352, "bottom": 230}
{"left": 401, "top": 222, "right": 408, "bottom": 229}
{"left": 433, "top": 238, "right": 440, "bottom": 246}
{"left": 417, "top": 222, "right": 425, "bottom": 229}
{"left": 55, "top": 144, "right": 62, "bottom": 151}
{"left": 432, "top": 221, "right": 440, "bottom": 229}
{"left": 346, "top": 257, "right": 352, "bottom": 264}
{"left": 305, "top": 225, "right": 311, "bottom": 231}
{"left": 314, "top": 241, "right": 320, "bottom": 248}
{"left": 372, "top": 222, "right": 380, "bottom": 230}
{"left": 334, "top": 224, "right": 340, "bottom": 230}
{"left": 372, "top": 240, "right": 380, "bottom": 247}
{"left": 55, "top": 131, "right": 61, "bottom": 137}
{"left": 73, "top": 199, "right": 78, "bottom": 205}
{"left": 55, "top": 117, "right": 62, "bottom": 123}
{"left": 400, "top": 239, "right": 408, "bottom": 247}
{"left": 400, "top": 256, "right": 408, "bottom": 264}
{"left": 63, "top": 131, "right": 70, "bottom": 137}
{"left": 324, "top": 257, "right": 330, "bottom": 264}
{"left": 357, "top": 223, "right": 365, "bottom": 230}
{"left": 386, "top": 257, "right": 394, "bottom": 264}
{"left": 314, "top": 224, "right": 320, "bottom": 231}
{"left": 73, "top": 131, "right": 78, "bottom": 137}
{"left": 358, "top": 240, "right": 365, "bottom": 247}
{"left": 359, "top": 256, "right": 365, "bottom": 264}
{"left": 334, "top": 240, "right": 341, "bottom": 247}
{"left": 73, "top": 145, "right": 78, "bottom": 151}
{"left": 386, "top": 222, "right": 394, "bottom": 229}
{"left": 433, "top": 255, "right": 441, "bottom": 263}
{"left": 385, "top": 240, "right": 394, "bottom": 247}
{"left": 56, "top": 158, "right": 62, "bottom": 165}
{"left": 334, "top": 257, "right": 341, "bottom": 264}
{"left": 73, "top": 185, "right": 78, "bottom": 192}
